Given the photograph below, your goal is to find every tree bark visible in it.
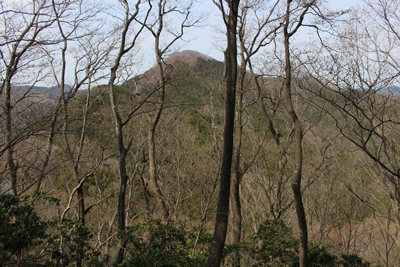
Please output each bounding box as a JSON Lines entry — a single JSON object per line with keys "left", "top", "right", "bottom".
{"left": 76, "top": 180, "right": 85, "bottom": 267}
{"left": 108, "top": 67, "right": 131, "bottom": 264}
{"left": 4, "top": 80, "right": 18, "bottom": 196}
{"left": 148, "top": 126, "right": 169, "bottom": 221}
{"left": 231, "top": 39, "right": 247, "bottom": 267}
{"left": 207, "top": 1, "right": 240, "bottom": 266}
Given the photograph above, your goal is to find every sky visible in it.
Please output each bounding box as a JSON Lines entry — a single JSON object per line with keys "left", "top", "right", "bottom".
{"left": 2, "top": 0, "right": 362, "bottom": 86}
{"left": 94, "top": 0, "right": 356, "bottom": 89}
{"left": 164, "top": 0, "right": 362, "bottom": 62}
{"left": 92, "top": 0, "right": 363, "bottom": 85}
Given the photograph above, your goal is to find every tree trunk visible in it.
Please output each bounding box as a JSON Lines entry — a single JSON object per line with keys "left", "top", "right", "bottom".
{"left": 207, "top": 1, "right": 240, "bottom": 266}
{"left": 139, "top": 171, "right": 152, "bottom": 221}
{"left": 231, "top": 46, "right": 247, "bottom": 267}
{"left": 115, "top": 146, "right": 129, "bottom": 264}
{"left": 4, "top": 80, "right": 18, "bottom": 196}
{"left": 148, "top": 126, "right": 169, "bottom": 221}
{"left": 106, "top": 2, "right": 145, "bottom": 263}
{"left": 148, "top": 44, "right": 170, "bottom": 221}
{"left": 36, "top": 106, "right": 60, "bottom": 191}
{"left": 76, "top": 179, "right": 85, "bottom": 267}
{"left": 283, "top": 2, "right": 308, "bottom": 265}
{"left": 108, "top": 62, "right": 131, "bottom": 264}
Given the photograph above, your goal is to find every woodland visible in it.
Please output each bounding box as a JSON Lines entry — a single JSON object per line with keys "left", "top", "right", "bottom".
{"left": 1, "top": 0, "right": 400, "bottom": 266}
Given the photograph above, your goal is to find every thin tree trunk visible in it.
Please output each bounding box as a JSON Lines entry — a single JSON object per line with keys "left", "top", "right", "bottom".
{"left": 4, "top": 80, "right": 18, "bottom": 196}
{"left": 109, "top": 78, "right": 130, "bottom": 263}
{"left": 231, "top": 46, "right": 246, "bottom": 267}
{"left": 207, "top": 1, "right": 240, "bottom": 266}
{"left": 283, "top": 2, "right": 308, "bottom": 265}
{"left": 76, "top": 176, "right": 85, "bottom": 267}
{"left": 148, "top": 52, "right": 169, "bottom": 221}
{"left": 105, "top": 209, "right": 118, "bottom": 263}
{"left": 108, "top": 51, "right": 131, "bottom": 264}
{"left": 145, "top": 0, "right": 172, "bottom": 222}
{"left": 36, "top": 105, "right": 60, "bottom": 191}
{"left": 139, "top": 171, "right": 152, "bottom": 221}
{"left": 106, "top": 2, "right": 147, "bottom": 263}
{"left": 148, "top": 126, "right": 169, "bottom": 221}
{"left": 57, "top": 32, "right": 86, "bottom": 266}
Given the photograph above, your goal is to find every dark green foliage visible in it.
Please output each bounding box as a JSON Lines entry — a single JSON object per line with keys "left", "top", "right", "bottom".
{"left": 307, "top": 244, "right": 337, "bottom": 267}
{"left": 290, "top": 243, "right": 337, "bottom": 267}
{"left": 121, "top": 219, "right": 211, "bottom": 267}
{"left": 0, "top": 193, "right": 104, "bottom": 267}
{"left": 47, "top": 219, "right": 94, "bottom": 266}
{"left": 223, "top": 220, "right": 299, "bottom": 266}
{"left": 251, "top": 220, "right": 299, "bottom": 266}
{"left": 185, "top": 109, "right": 212, "bottom": 144}
{"left": 0, "top": 194, "right": 48, "bottom": 265}
{"left": 43, "top": 218, "right": 105, "bottom": 266}
{"left": 0, "top": 197, "right": 377, "bottom": 267}
{"left": 339, "top": 254, "right": 371, "bottom": 267}
{"left": 223, "top": 220, "right": 374, "bottom": 267}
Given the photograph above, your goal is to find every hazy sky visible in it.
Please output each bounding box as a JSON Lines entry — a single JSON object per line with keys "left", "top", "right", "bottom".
{"left": 172, "top": 0, "right": 361, "bottom": 62}
{"left": 2, "top": 0, "right": 361, "bottom": 85}
{"left": 106, "top": 0, "right": 363, "bottom": 83}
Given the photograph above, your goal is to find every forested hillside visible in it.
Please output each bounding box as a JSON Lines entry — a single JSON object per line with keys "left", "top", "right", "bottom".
{"left": 1, "top": 0, "right": 400, "bottom": 266}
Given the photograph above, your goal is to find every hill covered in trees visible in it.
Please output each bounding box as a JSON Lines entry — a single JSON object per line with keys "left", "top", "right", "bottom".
{"left": 1, "top": 49, "right": 397, "bottom": 266}
{"left": 1, "top": 0, "right": 400, "bottom": 266}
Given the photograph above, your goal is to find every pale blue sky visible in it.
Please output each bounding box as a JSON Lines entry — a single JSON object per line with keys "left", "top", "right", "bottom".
{"left": 173, "top": 0, "right": 361, "bottom": 62}
{"left": 60, "top": 0, "right": 362, "bottom": 85}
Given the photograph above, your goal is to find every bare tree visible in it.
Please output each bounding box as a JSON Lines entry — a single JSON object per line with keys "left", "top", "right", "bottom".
{"left": 43, "top": 1, "right": 113, "bottom": 265}
{"left": 143, "top": 0, "right": 199, "bottom": 222}
{"left": 0, "top": 0, "right": 61, "bottom": 195}
{"left": 106, "top": 0, "right": 151, "bottom": 264}
{"left": 297, "top": 1, "right": 400, "bottom": 264}
{"left": 207, "top": 1, "right": 240, "bottom": 266}
{"left": 224, "top": 2, "right": 283, "bottom": 265}
{"left": 281, "top": 2, "right": 318, "bottom": 266}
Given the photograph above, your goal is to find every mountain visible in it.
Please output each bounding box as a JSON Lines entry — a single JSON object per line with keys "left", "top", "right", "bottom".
{"left": 9, "top": 84, "right": 72, "bottom": 104}
{"left": 130, "top": 50, "right": 223, "bottom": 88}
{"left": 164, "top": 50, "right": 214, "bottom": 65}
{"left": 380, "top": 85, "right": 400, "bottom": 94}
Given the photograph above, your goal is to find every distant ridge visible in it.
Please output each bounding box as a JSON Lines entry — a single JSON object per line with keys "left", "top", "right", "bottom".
{"left": 380, "top": 85, "right": 400, "bottom": 94}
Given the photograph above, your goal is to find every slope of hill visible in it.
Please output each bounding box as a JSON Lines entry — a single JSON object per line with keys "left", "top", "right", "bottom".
{"left": 3, "top": 48, "right": 400, "bottom": 266}
{"left": 128, "top": 50, "right": 223, "bottom": 88}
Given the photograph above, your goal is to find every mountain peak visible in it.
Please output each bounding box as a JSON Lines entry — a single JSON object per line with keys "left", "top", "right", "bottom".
{"left": 164, "top": 50, "right": 214, "bottom": 66}
{"left": 134, "top": 50, "right": 220, "bottom": 86}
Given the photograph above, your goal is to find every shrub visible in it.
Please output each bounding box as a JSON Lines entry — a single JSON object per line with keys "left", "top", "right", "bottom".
{"left": 121, "top": 219, "right": 211, "bottom": 267}
{"left": 0, "top": 194, "right": 47, "bottom": 266}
